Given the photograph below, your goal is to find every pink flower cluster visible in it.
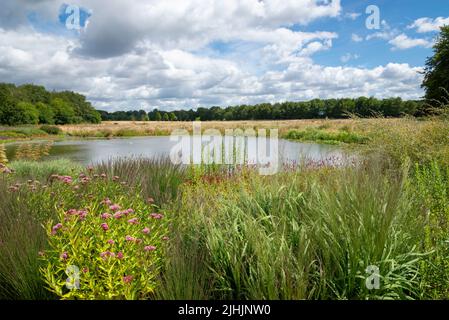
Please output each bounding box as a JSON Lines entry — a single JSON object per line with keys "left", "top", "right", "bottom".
{"left": 150, "top": 213, "right": 164, "bottom": 219}
{"left": 66, "top": 209, "right": 88, "bottom": 221}
{"left": 51, "top": 223, "right": 63, "bottom": 235}
{"left": 101, "top": 198, "right": 112, "bottom": 206}
{"left": 127, "top": 218, "right": 139, "bottom": 225}
{"left": 51, "top": 175, "right": 73, "bottom": 184}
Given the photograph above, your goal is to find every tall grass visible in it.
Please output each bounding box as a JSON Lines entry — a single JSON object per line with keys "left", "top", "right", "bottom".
{"left": 0, "top": 177, "right": 56, "bottom": 299}
{"left": 158, "top": 159, "right": 426, "bottom": 299}
{"left": 9, "top": 159, "right": 82, "bottom": 181}
{"left": 95, "top": 157, "right": 186, "bottom": 205}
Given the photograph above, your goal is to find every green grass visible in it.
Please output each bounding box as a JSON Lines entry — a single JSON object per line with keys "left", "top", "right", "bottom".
{"left": 158, "top": 160, "right": 426, "bottom": 299}
{"left": 285, "top": 128, "right": 369, "bottom": 145}
{"left": 0, "top": 118, "right": 448, "bottom": 300}
{"left": 9, "top": 159, "right": 83, "bottom": 181}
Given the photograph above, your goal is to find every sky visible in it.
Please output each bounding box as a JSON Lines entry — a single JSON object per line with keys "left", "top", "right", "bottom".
{"left": 0, "top": 0, "right": 448, "bottom": 112}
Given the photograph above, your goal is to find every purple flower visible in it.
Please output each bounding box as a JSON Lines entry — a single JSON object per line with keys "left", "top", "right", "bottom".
{"left": 113, "top": 212, "right": 123, "bottom": 219}
{"left": 101, "top": 213, "right": 111, "bottom": 220}
{"left": 127, "top": 218, "right": 139, "bottom": 225}
{"left": 117, "top": 252, "right": 124, "bottom": 260}
{"left": 123, "top": 275, "right": 133, "bottom": 284}
{"left": 101, "top": 223, "right": 109, "bottom": 231}
{"left": 60, "top": 252, "right": 68, "bottom": 261}
{"left": 107, "top": 239, "right": 115, "bottom": 245}
{"left": 150, "top": 213, "right": 164, "bottom": 219}
{"left": 100, "top": 251, "right": 115, "bottom": 260}
{"left": 162, "top": 236, "right": 170, "bottom": 241}
{"left": 82, "top": 267, "right": 89, "bottom": 273}
{"left": 142, "top": 227, "right": 150, "bottom": 234}
{"left": 51, "top": 223, "right": 63, "bottom": 235}
{"left": 79, "top": 211, "right": 88, "bottom": 221}
{"left": 144, "top": 245, "right": 157, "bottom": 252}
{"left": 126, "top": 208, "right": 134, "bottom": 215}
{"left": 109, "top": 204, "right": 121, "bottom": 212}
{"left": 101, "top": 198, "right": 112, "bottom": 206}
{"left": 125, "top": 235, "right": 135, "bottom": 242}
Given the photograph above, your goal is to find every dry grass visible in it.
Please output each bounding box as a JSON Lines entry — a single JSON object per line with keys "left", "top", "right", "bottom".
{"left": 58, "top": 118, "right": 415, "bottom": 137}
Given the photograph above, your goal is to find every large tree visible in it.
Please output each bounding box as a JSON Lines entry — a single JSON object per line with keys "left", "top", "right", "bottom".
{"left": 422, "top": 26, "right": 449, "bottom": 105}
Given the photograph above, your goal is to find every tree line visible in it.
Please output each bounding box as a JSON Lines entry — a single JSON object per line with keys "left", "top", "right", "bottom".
{"left": 0, "top": 83, "right": 101, "bottom": 125}
{"left": 99, "top": 97, "right": 425, "bottom": 122}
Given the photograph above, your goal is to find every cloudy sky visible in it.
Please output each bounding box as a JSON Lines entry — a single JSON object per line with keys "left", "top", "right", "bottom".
{"left": 0, "top": 0, "right": 447, "bottom": 111}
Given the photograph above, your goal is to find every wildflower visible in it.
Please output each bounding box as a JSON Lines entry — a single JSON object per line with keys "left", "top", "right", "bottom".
{"left": 113, "top": 212, "right": 123, "bottom": 219}
{"left": 125, "top": 235, "right": 135, "bottom": 242}
{"left": 8, "top": 186, "right": 19, "bottom": 192}
{"left": 147, "top": 197, "right": 155, "bottom": 204}
{"left": 101, "top": 223, "right": 109, "bottom": 231}
{"left": 107, "top": 239, "right": 115, "bottom": 245}
{"left": 73, "top": 185, "right": 80, "bottom": 190}
{"left": 80, "top": 177, "right": 90, "bottom": 184}
{"left": 101, "top": 213, "right": 111, "bottom": 220}
{"left": 142, "top": 227, "right": 150, "bottom": 234}
{"left": 127, "top": 218, "right": 139, "bottom": 225}
{"left": 60, "top": 252, "right": 68, "bottom": 261}
{"left": 100, "top": 251, "right": 115, "bottom": 260}
{"left": 101, "top": 198, "right": 112, "bottom": 206}
{"left": 87, "top": 165, "right": 94, "bottom": 172}
{"left": 117, "top": 252, "right": 124, "bottom": 259}
{"left": 100, "top": 173, "right": 107, "bottom": 178}
{"left": 66, "top": 209, "right": 78, "bottom": 215}
{"left": 79, "top": 210, "right": 88, "bottom": 221}
{"left": 112, "top": 176, "right": 120, "bottom": 181}
{"left": 109, "top": 204, "right": 121, "bottom": 211}
{"left": 150, "top": 213, "right": 164, "bottom": 219}
{"left": 144, "top": 245, "right": 156, "bottom": 252}
{"left": 136, "top": 238, "right": 143, "bottom": 244}
{"left": 38, "top": 251, "right": 45, "bottom": 257}
{"left": 82, "top": 267, "right": 89, "bottom": 273}
{"left": 123, "top": 275, "right": 133, "bottom": 284}
{"left": 51, "top": 223, "right": 63, "bottom": 235}
{"left": 125, "top": 208, "right": 134, "bottom": 215}
{"left": 162, "top": 236, "right": 169, "bottom": 241}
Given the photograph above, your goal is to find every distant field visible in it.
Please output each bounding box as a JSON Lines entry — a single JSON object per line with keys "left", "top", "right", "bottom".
{"left": 58, "top": 118, "right": 404, "bottom": 137}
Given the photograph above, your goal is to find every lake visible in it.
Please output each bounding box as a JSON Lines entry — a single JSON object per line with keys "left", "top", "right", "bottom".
{"left": 5, "top": 136, "right": 348, "bottom": 167}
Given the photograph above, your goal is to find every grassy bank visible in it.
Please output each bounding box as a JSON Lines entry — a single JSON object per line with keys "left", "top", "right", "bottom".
{"left": 0, "top": 117, "right": 448, "bottom": 300}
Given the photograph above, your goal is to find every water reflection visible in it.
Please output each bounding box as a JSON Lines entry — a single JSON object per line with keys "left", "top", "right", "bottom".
{"left": 5, "top": 136, "right": 346, "bottom": 166}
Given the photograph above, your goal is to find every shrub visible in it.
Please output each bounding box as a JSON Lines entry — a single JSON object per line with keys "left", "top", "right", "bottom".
{"left": 39, "top": 172, "right": 168, "bottom": 299}
{"left": 40, "top": 125, "right": 62, "bottom": 135}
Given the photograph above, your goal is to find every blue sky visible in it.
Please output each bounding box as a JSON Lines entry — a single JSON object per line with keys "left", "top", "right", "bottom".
{"left": 0, "top": 0, "right": 448, "bottom": 111}
{"left": 305, "top": 0, "right": 446, "bottom": 68}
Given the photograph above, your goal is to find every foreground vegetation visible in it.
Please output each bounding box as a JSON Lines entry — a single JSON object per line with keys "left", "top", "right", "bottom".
{"left": 0, "top": 116, "right": 448, "bottom": 300}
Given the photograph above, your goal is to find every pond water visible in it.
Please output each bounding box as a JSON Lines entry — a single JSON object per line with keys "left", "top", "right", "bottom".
{"left": 5, "top": 136, "right": 347, "bottom": 167}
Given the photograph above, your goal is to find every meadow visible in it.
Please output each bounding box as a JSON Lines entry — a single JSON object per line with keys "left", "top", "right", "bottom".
{"left": 0, "top": 117, "right": 448, "bottom": 300}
